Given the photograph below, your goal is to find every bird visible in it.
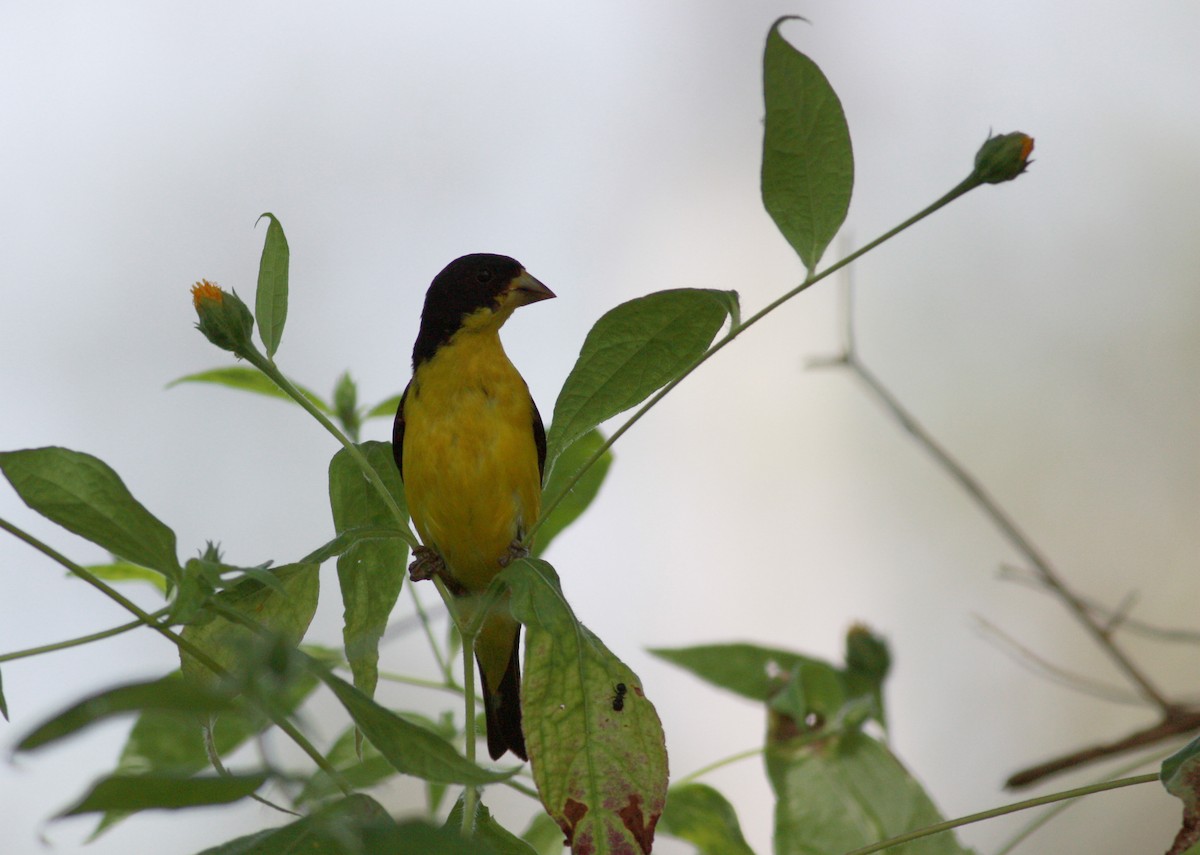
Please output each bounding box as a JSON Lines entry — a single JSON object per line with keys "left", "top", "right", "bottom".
{"left": 393, "top": 253, "right": 555, "bottom": 761}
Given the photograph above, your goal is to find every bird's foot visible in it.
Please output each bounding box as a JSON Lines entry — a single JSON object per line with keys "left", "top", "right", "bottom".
{"left": 409, "top": 546, "right": 469, "bottom": 595}
{"left": 408, "top": 546, "right": 443, "bottom": 583}
{"left": 498, "top": 540, "right": 531, "bottom": 567}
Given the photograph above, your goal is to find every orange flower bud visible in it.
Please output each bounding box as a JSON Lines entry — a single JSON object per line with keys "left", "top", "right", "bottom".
{"left": 191, "top": 280, "right": 254, "bottom": 355}
{"left": 190, "top": 279, "right": 224, "bottom": 311}
{"left": 972, "top": 131, "right": 1034, "bottom": 184}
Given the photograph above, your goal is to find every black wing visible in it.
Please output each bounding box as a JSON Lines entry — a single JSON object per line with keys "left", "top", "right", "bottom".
{"left": 531, "top": 390, "right": 547, "bottom": 484}
{"left": 392, "top": 381, "right": 410, "bottom": 480}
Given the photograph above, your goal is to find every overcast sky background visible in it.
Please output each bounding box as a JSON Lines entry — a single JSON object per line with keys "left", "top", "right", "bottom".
{"left": 2, "top": 2, "right": 1199, "bottom": 853}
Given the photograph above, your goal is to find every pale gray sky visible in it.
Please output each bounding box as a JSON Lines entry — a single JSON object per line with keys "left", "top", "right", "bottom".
{"left": 2, "top": 2, "right": 1198, "bottom": 853}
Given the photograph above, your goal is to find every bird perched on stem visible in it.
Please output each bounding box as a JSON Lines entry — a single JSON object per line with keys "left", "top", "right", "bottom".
{"left": 393, "top": 253, "right": 554, "bottom": 761}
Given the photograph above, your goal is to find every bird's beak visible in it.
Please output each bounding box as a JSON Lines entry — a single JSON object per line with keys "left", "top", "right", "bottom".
{"left": 508, "top": 270, "right": 556, "bottom": 306}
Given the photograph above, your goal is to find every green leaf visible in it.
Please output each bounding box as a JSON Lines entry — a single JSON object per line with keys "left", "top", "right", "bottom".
{"left": 767, "top": 728, "right": 972, "bottom": 855}
{"left": 534, "top": 428, "right": 612, "bottom": 558}
{"left": 649, "top": 642, "right": 830, "bottom": 701}
{"left": 365, "top": 393, "right": 403, "bottom": 420}
{"left": 198, "top": 795, "right": 470, "bottom": 855}
{"left": 659, "top": 783, "right": 757, "bottom": 855}
{"left": 502, "top": 558, "right": 667, "bottom": 855}
{"left": 445, "top": 793, "right": 539, "bottom": 854}
{"left": 58, "top": 772, "right": 267, "bottom": 817}
{"left": 298, "top": 526, "right": 409, "bottom": 565}
{"left": 84, "top": 560, "right": 169, "bottom": 594}
{"left": 328, "top": 441, "right": 409, "bottom": 700}
{"left": 767, "top": 660, "right": 846, "bottom": 727}
{"left": 16, "top": 675, "right": 233, "bottom": 752}
{"left": 761, "top": 17, "right": 854, "bottom": 273}
{"left": 168, "top": 366, "right": 332, "bottom": 413}
{"left": 295, "top": 705, "right": 454, "bottom": 809}
{"left": 180, "top": 563, "right": 319, "bottom": 690}
{"left": 195, "top": 794, "right": 409, "bottom": 855}
{"left": 0, "top": 666, "right": 8, "bottom": 721}
{"left": 390, "top": 820, "right": 504, "bottom": 855}
{"left": 1163, "top": 734, "right": 1200, "bottom": 855}
{"left": 296, "top": 725, "right": 396, "bottom": 807}
{"left": 843, "top": 624, "right": 891, "bottom": 729}
{"left": 255, "top": 212, "right": 290, "bottom": 357}
{"left": 652, "top": 641, "right": 885, "bottom": 733}
{"left": 321, "top": 672, "right": 512, "bottom": 786}
{"left": 545, "top": 289, "right": 734, "bottom": 470}
{"left": 93, "top": 669, "right": 320, "bottom": 837}
{"left": 0, "top": 447, "right": 180, "bottom": 578}
{"left": 333, "top": 371, "right": 361, "bottom": 439}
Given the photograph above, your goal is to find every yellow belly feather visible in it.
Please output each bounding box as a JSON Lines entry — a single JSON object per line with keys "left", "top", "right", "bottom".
{"left": 402, "top": 327, "right": 541, "bottom": 593}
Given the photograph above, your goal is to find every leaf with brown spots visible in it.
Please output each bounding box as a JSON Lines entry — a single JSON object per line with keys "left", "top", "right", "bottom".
{"left": 1163, "top": 734, "right": 1200, "bottom": 855}
{"left": 501, "top": 559, "right": 668, "bottom": 854}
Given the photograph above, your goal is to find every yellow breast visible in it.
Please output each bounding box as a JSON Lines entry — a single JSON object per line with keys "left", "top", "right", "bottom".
{"left": 402, "top": 327, "right": 542, "bottom": 592}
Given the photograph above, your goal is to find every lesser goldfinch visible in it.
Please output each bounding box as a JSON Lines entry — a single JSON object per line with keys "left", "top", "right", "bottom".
{"left": 393, "top": 253, "right": 554, "bottom": 761}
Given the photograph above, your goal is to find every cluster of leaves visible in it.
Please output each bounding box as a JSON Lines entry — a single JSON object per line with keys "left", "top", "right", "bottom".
{"left": 1, "top": 15, "right": 1193, "bottom": 855}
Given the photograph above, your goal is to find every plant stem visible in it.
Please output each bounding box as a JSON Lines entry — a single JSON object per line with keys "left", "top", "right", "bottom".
{"left": 0, "top": 609, "right": 169, "bottom": 662}
{"left": 407, "top": 583, "right": 454, "bottom": 683}
{"left": 842, "top": 773, "right": 1158, "bottom": 855}
{"left": 375, "top": 669, "right": 465, "bottom": 695}
{"left": 0, "top": 515, "right": 351, "bottom": 796}
{"left": 993, "top": 750, "right": 1171, "bottom": 855}
{"left": 530, "top": 175, "right": 983, "bottom": 540}
{"left": 245, "top": 349, "right": 415, "bottom": 547}
{"left": 844, "top": 353, "right": 1173, "bottom": 712}
{"left": 460, "top": 626, "right": 479, "bottom": 837}
{"left": 205, "top": 719, "right": 301, "bottom": 817}
{"left": 227, "top": 343, "right": 479, "bottom": 767}
{"left": 454, "top": 579, "right": 508, "bottom": 837}
{"left": 502, "top": 778, "right": 541, "bottom": 800}
{"left": 674, "top": 747, "right": 764, "bottom": 786}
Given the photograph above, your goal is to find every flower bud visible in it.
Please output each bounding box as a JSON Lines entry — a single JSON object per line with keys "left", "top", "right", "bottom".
{"left": 191, "top": 280, "right": 255, "bottom": 355}
{"left": 972, "top": 131, "right": 1034, "bottom": 184}
{"left": 845, "top": 623, "right": 891, "bottom": 680}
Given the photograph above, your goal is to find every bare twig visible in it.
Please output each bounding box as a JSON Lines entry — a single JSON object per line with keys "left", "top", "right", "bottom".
{"left": 999, "top": 564, "right": 1200, "bottom": 645}
{"left": 973, "top": 615, "right": 1144, "bottom": 707}
{"left": 1005, "top": 712, "right": 1200, "bottom": 788}
{"left": 810, "top": 280, "right": 1200, "bottom": 787}
{"left": 843, "top": 352, "right": 1173, "bottom": 711}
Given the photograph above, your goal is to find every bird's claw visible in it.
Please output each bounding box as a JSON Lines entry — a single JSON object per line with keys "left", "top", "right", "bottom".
{"left": 409, "top": 546, "right": 470, "bottom": 595}
{"left": 498, "top": 540, "right": 530, "bottom": 567}
{"left": 408, "top": 546, "right": 443, "bottom": 583}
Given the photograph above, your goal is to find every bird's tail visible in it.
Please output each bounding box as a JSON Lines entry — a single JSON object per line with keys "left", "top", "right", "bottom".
{"left": 477, "top": 617, "right": 526, "bottom": 761}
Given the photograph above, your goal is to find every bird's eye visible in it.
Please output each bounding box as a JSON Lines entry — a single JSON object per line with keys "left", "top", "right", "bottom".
{"left": 476, "top": 270, "right": 493, "bottom": 284}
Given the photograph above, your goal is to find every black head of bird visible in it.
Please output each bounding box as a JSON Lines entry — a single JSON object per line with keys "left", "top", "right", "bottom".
{"left": 412, "top": 253, "right": 555, "bottom": 367}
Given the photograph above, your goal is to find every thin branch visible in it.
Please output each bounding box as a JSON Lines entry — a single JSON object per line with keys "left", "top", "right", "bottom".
{"left": 0, "top": 516, "right": 351, "bottom": 796}
{"left": 810, "top": 301, "right": 1174, "bottom": 711}
{"left": 674, "top": 747, "right": 764, "bottom": 787}
{"left": 501, "top": 777, "right": 541, "bottom": 800}
{"left": 400, "top": 584, "right": 454, "bottom": 683}
{"left": 974, "top": 615, "right": 1144, "bottom": 707}
{"left": 999, "top": 564, "right": 1200, "bottom": 644}
{"left": 843, "top": 773, "right": 1159, "bottom": 855}
{"left": 245, "top": 349, "right": 415, "bottom": 548}
{"left": 1006, "top": 713, "right": 1200, "bottom": 788}
{"left": 1102, "top": 590, "right": 1140, "bottom": 636}
{"left": 529, "top": 174, "right": 987, "bottom": 542}
{"left": 808, "top": 282, "right": 1200, "bottom": 786}
{"left": 0, "top": 609, "right": 169, "bottom": 662}
{"left": 993, "top": 748, "right": 1174, "bottom": 855}
{"left": 204, "top": 721, "right": 301, "bottom": 817}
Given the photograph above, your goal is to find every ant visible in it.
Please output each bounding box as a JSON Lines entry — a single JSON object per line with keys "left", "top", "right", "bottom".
{"left": 612, "top": 682, "right": 628, "bottom": 712}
